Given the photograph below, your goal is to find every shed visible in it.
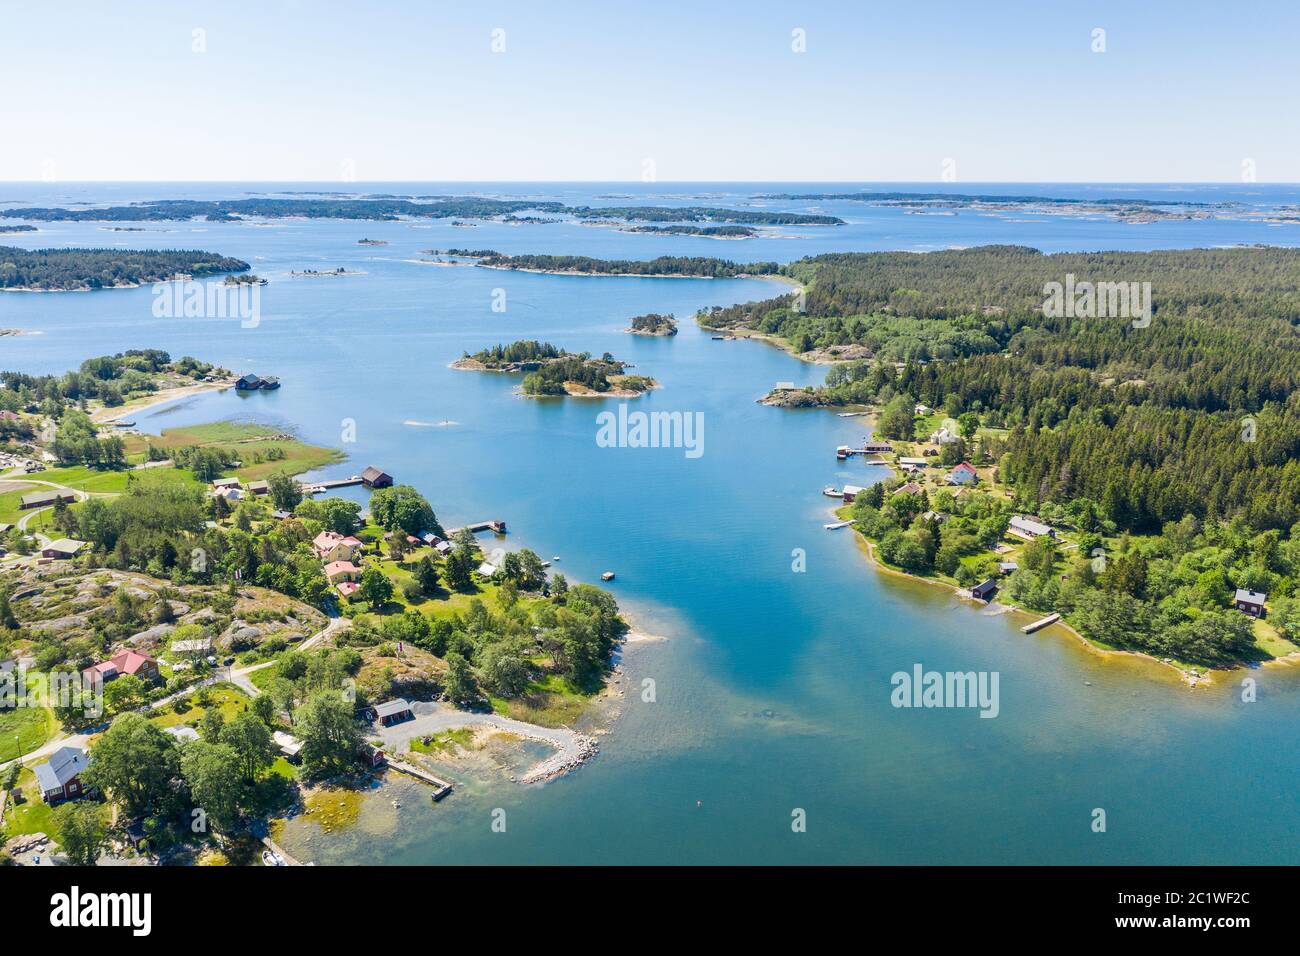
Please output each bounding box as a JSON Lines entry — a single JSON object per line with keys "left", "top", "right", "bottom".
{"left": 361, "top": 466, "right": 393, "bottom": 488}
{"left": 970, "top": 578, "right": 998, "bottom": 601}
{"left": 374, "top": 699, "right": 414, "bottom": 726}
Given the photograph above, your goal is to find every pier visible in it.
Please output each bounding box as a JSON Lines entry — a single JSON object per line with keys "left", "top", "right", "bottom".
{"left": 387, "top": 758, "right": 454, "bottom": 800}
{"left": 302, "top": 476, "right": 366, "bottom": 494}
{"left": 446, "top": 520, "right": 507, "bottom": 535}
{"left": 1021, "top": 612, "right": 1061, "bottom": 634}
{"left": 261, "top": 835, "right": 307, "bottom": 866}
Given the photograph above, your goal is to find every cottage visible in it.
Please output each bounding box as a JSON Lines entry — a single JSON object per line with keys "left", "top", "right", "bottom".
{"left": 165, "top": 726, "right": 200, "bottom": 743}
{"left": 420, "top": 531, "right": 444, "bottom": 547}
{"left": 863, "top": 440, "right": 894, "bottom": 453}
{"left": 374, "top": 699, "right": 414, "bottom": 727}
{"left": 211, "top": 477, "right": 241, "bottom": 491}
{"left": 361, "top": 466, "right": 393, "bottom": 489}
{"left": 336, "top": 581, "right": 361, "bottom": 600}
{"left": 84, "top": 650, "right": 160, "bottom": 684}
{"left": 34, "top": 746, "right": 90, "bottom": 804}
{"left": 842, "top": 484, "right": 864, "bottom": 503}
{"left": 897, "top": 457, "right": 929, "bottom": 468}
{"left": 235, "top": 374, "right": 264, "bottom": 390}
{"left": 324, "top": 560, "right": 360, "bottom": 584}
{"left": 1009, "top": 516, "right": 1056, "bottom": 540}
{"left": 891, "top": 481, "right": 923, "bottom": 497}
{"left": 945, "top": 462, "right": 978, "bottom": 486}
{"left": 246, "top": 480, "right": 270, "bottom": 496}
{"left": 929, "top": 426, "right": 959, "bottom": 445}
{"left": 41, "top": 538, "right": 86, "bottom": 560}
{"left": 273, "top": 731, "right": 305, "bottom": 762}
{"left": 1235, "top": 588, "right": 1267, "bottom": 618}
{"left": 19, "top": 489, "right": 76, "bottom": 510}
{"left": 477, "top": 561, "right": 499, "bottom": 577}
{"left": 313, "top": 531, "right": 363, "bottom": 562}
{"left": 434, "top": 540, "right": 453, "bottom": 555}
{"left": 970, "top": 578, "right": 998, "bottom": 601}
{"left": 998, "top": 561, "right": 1019, "bottom": 575}
{"left": 921, "top": 511, "right": 949, "bottom": 524}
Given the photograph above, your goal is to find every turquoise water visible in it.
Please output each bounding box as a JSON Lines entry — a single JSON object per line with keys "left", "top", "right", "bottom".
{"left": 3, "top": 183, "right": 1299, "bottom": 864}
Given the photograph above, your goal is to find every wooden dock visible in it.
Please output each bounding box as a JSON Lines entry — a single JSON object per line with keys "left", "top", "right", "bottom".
{"left": 261, "top": 835, "right": 307, "bottom": 866}
{"left": 1021, "top": 612, "right": 1061, "bottom": 634}
{"left": 446, "top": 520, "right": 506, "bottom": 535}
{"left": 387, "top": 758, "right": 454, "bottom": 801}
{"left": 302, "top": 476, "right": 366, "bottom": 494}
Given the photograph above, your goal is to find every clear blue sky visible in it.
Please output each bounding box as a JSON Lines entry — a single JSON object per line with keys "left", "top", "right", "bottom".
{"left": 2, "top": 0, "right": 1297, "bottom": 182}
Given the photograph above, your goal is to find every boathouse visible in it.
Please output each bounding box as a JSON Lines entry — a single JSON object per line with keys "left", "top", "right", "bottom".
{"left": 970, "top": 578, "right": 998, "bottom": 601}
{"left": 361, "top": 466, "right": 393, "bottom": 488}
{"left": 1235, "top": 588, "right": 1267, "bottom": 618}
{"left": 374, "top": 699, "right": 415, "bottom": 727}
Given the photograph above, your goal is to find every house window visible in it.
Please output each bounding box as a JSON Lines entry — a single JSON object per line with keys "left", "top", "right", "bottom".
{"left": 68, "top": 782, "right": 79, "bottom": 793}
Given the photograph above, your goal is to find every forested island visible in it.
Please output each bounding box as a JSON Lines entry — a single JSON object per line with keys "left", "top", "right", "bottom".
{"left": 445, "top": 249, "right": 780, "bottom": 278}
{"left": 625, "top": 313, "right": 678, "bottom": 336}
{"left": 698, "top": 244, "right": 1300, "bottom": 671}
{"left": 454, "top": 340, "right": 656, "bottom": 396}
{"left": 624, "top": 225, "right": 758, "bottom": 238}
{"left": 0, "top": 246, "right": 249, "bottom": 291}
{"left": 0, "top": 197, "right": 842, "bottom": 226}
{"left": 0, "top": 224, "right": 37, "bottom": 233}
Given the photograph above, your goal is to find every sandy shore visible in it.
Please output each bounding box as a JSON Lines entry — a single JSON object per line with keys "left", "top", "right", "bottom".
{"left": 91, "top": 379, "right": 235, "bottom": 424}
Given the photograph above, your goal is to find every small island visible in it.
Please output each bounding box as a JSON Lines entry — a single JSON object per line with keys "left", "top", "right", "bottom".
{"left": 625, "top": 313, "right": 678, "bottom": 336}
{"left": 624, "top": 224, "right": 757, "bottom": 239}
{"left": 357, "top": 238, "right": 388, "bottom": 245}
{"left": 453, "top": 340, "right": 657, "bottom": 397}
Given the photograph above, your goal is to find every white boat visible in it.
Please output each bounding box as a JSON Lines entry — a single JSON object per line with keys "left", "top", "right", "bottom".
{"left": 262, "top": 849, "right": 286, "bottom": 867}
{"left": 823, "top": 486, "right": 843, "bottom": 498}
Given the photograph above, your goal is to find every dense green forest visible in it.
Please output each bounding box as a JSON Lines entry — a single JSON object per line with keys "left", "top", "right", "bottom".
{"left": 452, "top": 250, "right": 780, "bottom": 277}
{"left": 755, "top": 190, "right": 1217, "bottom": 209}
{"left": 1, "top": 350, "right": 222, "bottom": 414}
{"left": 697, "top": 245, "right": 1300, "bottom": 666}
{"left": 0, "top": 246, "right": 248, "bottom": 290}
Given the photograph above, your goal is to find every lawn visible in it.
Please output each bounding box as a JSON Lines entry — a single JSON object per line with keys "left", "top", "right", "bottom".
{"left": 0, "top": 701, "right": 58, "bottom": 762}
{"left": 0, "top": 486, "right": 36, "bottom": 524}
{"left": 148, "top": 684, "right": 253, "bottom": 730}
{"left": 488, "top": 672, "right": 600, "bottom": 728}
{"left": 2, "top": 768, "right": 60, "bottom": 840}
{"left": 122, "top": 421, "right": 343, "bottom": 482}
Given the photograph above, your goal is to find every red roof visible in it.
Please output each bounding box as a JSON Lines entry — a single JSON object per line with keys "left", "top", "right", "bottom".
{"left": 85, "top": 650, "right": 157, "bottom": 678}
{"left": 336, "top": 581, "right": 360, "bottom": 597}
{"left": 324, "top": 560, "right": 359, "bottom": 577}
{"left": 0, "top": 410, "right": 19, "bottom": 421}
{"left": 952, "top": 461, "right": 977, "bottom": 474}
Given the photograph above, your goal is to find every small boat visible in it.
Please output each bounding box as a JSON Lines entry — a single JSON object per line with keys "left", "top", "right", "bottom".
{"left": 823, "top": 486, "right": 843, "bottom": 498}
{"left": 601, "top": 571, "right": 615, "bottom": 581}
{"left": 261, "top": 849, "right": 286, "bottom": 867}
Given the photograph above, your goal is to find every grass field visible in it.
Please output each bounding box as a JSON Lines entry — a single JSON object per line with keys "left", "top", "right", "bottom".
{"left": 123, "top": 421, "right": 343, "bottom": 482}
{"left": 147, "top": 684, "right": 253, "bottom": 730}
{"left": 0, "top": 702, "right": 58, "bottom": 762}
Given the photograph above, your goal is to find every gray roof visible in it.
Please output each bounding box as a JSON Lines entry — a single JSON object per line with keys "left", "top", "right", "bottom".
{"left": 165, "top": 726, "right": 200, "bottom": 742}
{"left": 1236, "top": 588, "right": 1267, "bottom": 604}
{"left": 374, "top": 698, "right": 412, "bottom": 718}
{"left": 35, "top": 746, "right": 88, "bottom": 792}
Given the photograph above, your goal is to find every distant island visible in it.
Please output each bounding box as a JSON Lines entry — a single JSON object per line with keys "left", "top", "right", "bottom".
{"left": 754, "top": 190, "right": 1223, "bottom": 224}
{"left": 0, "top": 196, "right": 843, "bottom": 226}
{"left": 624, "top": 224, "right": 757, "bottom": 238}
{"left": 454, "top": 340, "right": 656, "bottom": 397}
{"left": 357, "top": 238, "right": 388, "bottom": 245}
{"left": 0, "top": 246, "right": 249, "bottom": 291}
{"left": 443, "top": 249, "right": 780, "bottom": 278}
{"left": 0, "top": 224, "right": 36, "bottom": 234}
{"left": 626, "top": 313, "right": 678, "bottom": 336}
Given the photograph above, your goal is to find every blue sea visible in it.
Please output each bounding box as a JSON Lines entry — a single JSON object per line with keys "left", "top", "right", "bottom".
{"left": 3, "top": 182, "right": 1299, "bottom": 864}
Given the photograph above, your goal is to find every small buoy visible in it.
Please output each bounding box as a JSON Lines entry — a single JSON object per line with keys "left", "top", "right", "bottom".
{"left": 696, "top": 800, "right": 702, "bottom": 808}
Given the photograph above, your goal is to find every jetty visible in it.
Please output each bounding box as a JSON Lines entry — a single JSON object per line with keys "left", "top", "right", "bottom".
{"left": 824, "top": 519, "right": 855, "bottom": 530}
{"left": 446, "top": 520, "right": 506, "bottom": 535}
{"left": 260, "top": 835, "right": 306, "bottom": 866}
{"left": 302, "top": 476, "right": 366, "bottom": 494}
{"left": 1021, "top": 612, "right": 1061, "bottom": 634}
{"left": 387, "top": 758, "right": 453, "bottom": 801}
{"left": 836, "top": 440, "right": 894, "bottom": 460}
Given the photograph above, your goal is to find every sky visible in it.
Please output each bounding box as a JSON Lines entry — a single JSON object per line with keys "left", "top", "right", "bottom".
{"left": 2, "top": 0, "right": 1298, "bottom": 183}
